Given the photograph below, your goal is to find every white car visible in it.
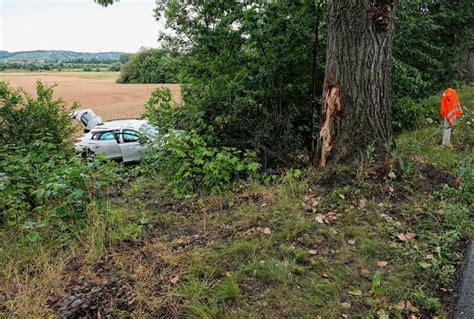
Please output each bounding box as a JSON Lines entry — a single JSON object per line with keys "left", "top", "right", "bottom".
{"left": 73, "top": 110, "right": 157, "bottom": 162}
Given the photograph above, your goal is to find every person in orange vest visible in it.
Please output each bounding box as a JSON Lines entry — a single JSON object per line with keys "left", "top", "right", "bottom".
{"left": 440, "top": 87, "right": 463, "bottom": 146}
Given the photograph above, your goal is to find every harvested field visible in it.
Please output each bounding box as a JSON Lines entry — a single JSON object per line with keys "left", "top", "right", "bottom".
{"left": 0, "top": 72, "right": 181, "bottom": 120}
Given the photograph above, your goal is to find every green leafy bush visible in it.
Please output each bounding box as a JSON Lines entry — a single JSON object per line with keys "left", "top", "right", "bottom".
{"left": 142, "top": 87, "right": 190, "bottom": 132}
{"left": 142, "top": 87, "right": 260, "bottom": 196}
{"left": 392, "top": 95, "right": 440, "bottom": 132}
{"left": 0, "top": 81, "right": 75, "bottom": 145}
{"left": 0, "top": 82, "right": 122, "bottom": 241}
{"left": 117, "top": 48, "right": 181, "bottom": 84}
{"left": 144, "top": 131, "right": 260, "bottom": 197}
{"left": 0, "top": 142, "right": 121, "bottom": 230}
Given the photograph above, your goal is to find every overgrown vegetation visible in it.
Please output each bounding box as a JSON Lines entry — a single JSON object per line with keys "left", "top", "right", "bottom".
{"left": 140, "top": 0, "right": 473, "bottom": 166}
{"left": 1, "top": 0, "right": 473, "bottom": 317}
{"left": 117, "top": 48, "right": 180, "bottom": 84}
{"left": 1, "top": 80, "right": 473, "bottom": 317}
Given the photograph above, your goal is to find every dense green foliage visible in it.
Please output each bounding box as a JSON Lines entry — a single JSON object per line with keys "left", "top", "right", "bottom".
{"left": 147, "top": 0, "right": 472, "bottom": 165}
{"left": 392, "top": 0, "right": 474, "bottom": 130}
{"left": 117, "top": 48, "right": 180, "bottom": 84}
{"left": 0, "top": 61, "right": 121, "bottom": 72}
{"left": 155, "top": 1, "right": 325, "bottom": 166}
{"left": 0, "top": 2, "right": 472, "bottom": 316}
{"left": 142, "top": 88, "right": 261, "bottom": 196}
{"left": 0, "top": 82, "right": 74, "bottom": 145}
{"left": 394, "top": 0, "right": 474, "bottom": 97}
{"left": 0, "top": 82, "right": 122, "bottom": 240}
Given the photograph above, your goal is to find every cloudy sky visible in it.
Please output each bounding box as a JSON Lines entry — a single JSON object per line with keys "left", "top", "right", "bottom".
{"left": 0, "top": 0, "right": 161, "bottom": 53}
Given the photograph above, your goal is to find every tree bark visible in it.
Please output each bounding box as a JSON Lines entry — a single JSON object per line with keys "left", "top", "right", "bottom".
{"left": 310, "top": 14, "right": 321, "bottom": 156}
{"left": 317, "top": 0, "right": 396, "bottom": 168}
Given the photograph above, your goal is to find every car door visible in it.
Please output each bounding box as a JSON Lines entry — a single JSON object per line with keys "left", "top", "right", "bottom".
{"left": 72, "top": 109, "right": 104, "bottom": 132}
{"left": 119, "top": 129, "right": 142, "bottom": 162}
{"left": 89, "top": 131, "right": 122, "bottom": 159}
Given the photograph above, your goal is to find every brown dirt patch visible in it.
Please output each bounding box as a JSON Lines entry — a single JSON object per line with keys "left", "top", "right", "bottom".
{"left": 0, "top": 72, "right": 181, "bottom": 120}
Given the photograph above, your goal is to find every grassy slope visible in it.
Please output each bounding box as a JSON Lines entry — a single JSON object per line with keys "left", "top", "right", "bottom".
{"left": 1, "top": 86, "right": 473, "bottom": 318}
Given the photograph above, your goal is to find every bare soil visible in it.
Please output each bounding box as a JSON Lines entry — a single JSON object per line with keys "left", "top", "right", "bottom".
{"left": 0, "top": 72, "right": 181, "bottom": 120}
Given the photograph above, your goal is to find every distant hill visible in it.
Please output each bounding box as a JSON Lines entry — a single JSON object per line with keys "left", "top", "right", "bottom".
{"left": 0, "top": 50, "right": 126, "bottom": 62}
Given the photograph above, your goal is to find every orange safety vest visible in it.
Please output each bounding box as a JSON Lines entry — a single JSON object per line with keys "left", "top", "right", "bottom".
{"left": 440, "top": 88, "right": 463, "bottom": 125}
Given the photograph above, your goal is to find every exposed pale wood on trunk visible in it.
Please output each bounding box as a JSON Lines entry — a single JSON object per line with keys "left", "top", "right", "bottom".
{"left": 317, "top": 0, "right": 396, "bottom": 167}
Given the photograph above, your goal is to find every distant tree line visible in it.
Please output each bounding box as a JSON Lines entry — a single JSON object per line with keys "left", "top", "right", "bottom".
{"left": 117, "top": 48, "right": 180, "bottom": 84}
{"left": 0, "top": 56, "right": 128, "bottom": 72}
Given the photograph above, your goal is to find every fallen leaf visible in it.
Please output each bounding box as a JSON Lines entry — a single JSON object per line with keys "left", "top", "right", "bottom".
{"left": 169, "top": 274, "right": 180, "bottom": 284}
{"left": 239, "top": 228, "right": 255, "bottom": 237}
{"left": 405, "top": 232, "right": 416, "bottom": 240}
{"left": 395, "top": 300, "right": 419, "bottom": 313}
{"left": 358, "top": 198, "right": 367, "bottom": 209}
{"left": 388, "top": 185, "right": 395, "bottom": 193}
{"left": 388, "top": 172, "right": 396, "bottom": 179}
{"left": 396, "top": 233, "right": 407, "bottom": 241}
{"left": 377, "top": 261, "right": 388, "bottom": 267}
{"left": 380, "top": 213, "right": 394, "bottom": 223}
{"left": 347, "top": 239, "right": 356, "bottom": 245}
{"left": 303, "top": 192, "right": 320, "bottom": 211}
{"left": 361, "top": 268, "right": 370, "bottom": 277}
{"left": 425, "top": 254, "right": 434, "bottom": 260}
{"left": 396, "top": 232, "right": 416, "bottom": 242}
{"left": 308, "top": 249, "right": 318, "bottom": 255}
{"left": 315, "top": 212, "right": 341, "bottom": 224}
{"left": 255, "top": 227, "right": 272, "bottom": 235}
{"left": 339, "top": 194, "right": 345, "bottom": 199}
{"left": 315, "top": 214, "right": 325, "bottom": 224}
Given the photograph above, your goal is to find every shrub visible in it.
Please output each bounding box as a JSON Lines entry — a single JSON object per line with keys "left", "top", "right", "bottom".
{"left": 0, "top": 82, "right": 122, "bottom": 241}
{"left": 117, "top": 48, "right": 181, "bottom": 84}
{"left": 142, "top": 87, "right": 260, "bottom": 196}
{"left": 142, "top": 87, "right": 185, "bottom": 132}
{"left": 144, "top": 130, "right": 260, "bottom": 197}
{"left": 0, "top": 141, "right": 121, "bottom": 230}
{"left": 392, "top": 96, "right": 440, "bottom": 132}
{"left": 108, "top": 62, "right": 121, "bottom": 72}
{"left": 0, "top": 81, "right": 74, "bottom": 145}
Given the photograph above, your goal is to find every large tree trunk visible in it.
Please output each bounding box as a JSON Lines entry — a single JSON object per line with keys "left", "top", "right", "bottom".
{"left": 317, "top": 0, "right": 396, "bottom": 168}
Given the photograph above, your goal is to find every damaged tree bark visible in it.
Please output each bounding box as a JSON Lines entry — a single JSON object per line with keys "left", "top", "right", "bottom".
{"left": 317, "top": 0, "right": 396, "bottom": 167}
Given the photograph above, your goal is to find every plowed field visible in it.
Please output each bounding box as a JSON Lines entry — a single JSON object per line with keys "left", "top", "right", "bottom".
{"left": 0, "top": 72, "right": 181, "bottom": 120}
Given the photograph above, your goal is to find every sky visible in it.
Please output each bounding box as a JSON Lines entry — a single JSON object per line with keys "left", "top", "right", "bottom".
{"left": 0, "top": 0, "right": 161, "bottom": 53}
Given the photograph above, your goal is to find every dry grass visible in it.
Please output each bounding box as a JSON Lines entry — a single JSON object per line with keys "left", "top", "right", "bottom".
{"left": 0, "top": 71, "right": 181, "bottom": 120}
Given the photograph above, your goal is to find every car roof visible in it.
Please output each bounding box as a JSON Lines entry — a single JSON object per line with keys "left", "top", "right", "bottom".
{"left": 90, "top": 119, "right": 149, "bottom": 132}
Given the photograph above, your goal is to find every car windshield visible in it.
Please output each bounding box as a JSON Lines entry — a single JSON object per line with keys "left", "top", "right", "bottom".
{"left": 139, "top": 123, "right": 157, "bottom": 137}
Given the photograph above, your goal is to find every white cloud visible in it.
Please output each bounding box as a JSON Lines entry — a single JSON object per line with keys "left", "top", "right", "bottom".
{"left": 0, "top": 0, "right": 162, "bottom": 52}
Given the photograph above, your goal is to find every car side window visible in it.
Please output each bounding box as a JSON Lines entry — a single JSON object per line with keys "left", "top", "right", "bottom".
{"left": 122, "top": 130, "right": 140, "bottom": 143}
{"left": 99, "top": 132, "right": 116, "bottom": 141}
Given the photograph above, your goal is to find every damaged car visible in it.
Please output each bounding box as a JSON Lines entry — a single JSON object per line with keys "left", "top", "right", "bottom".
{"left": 72, "top": 109, "right": 157, "bottom": 163}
